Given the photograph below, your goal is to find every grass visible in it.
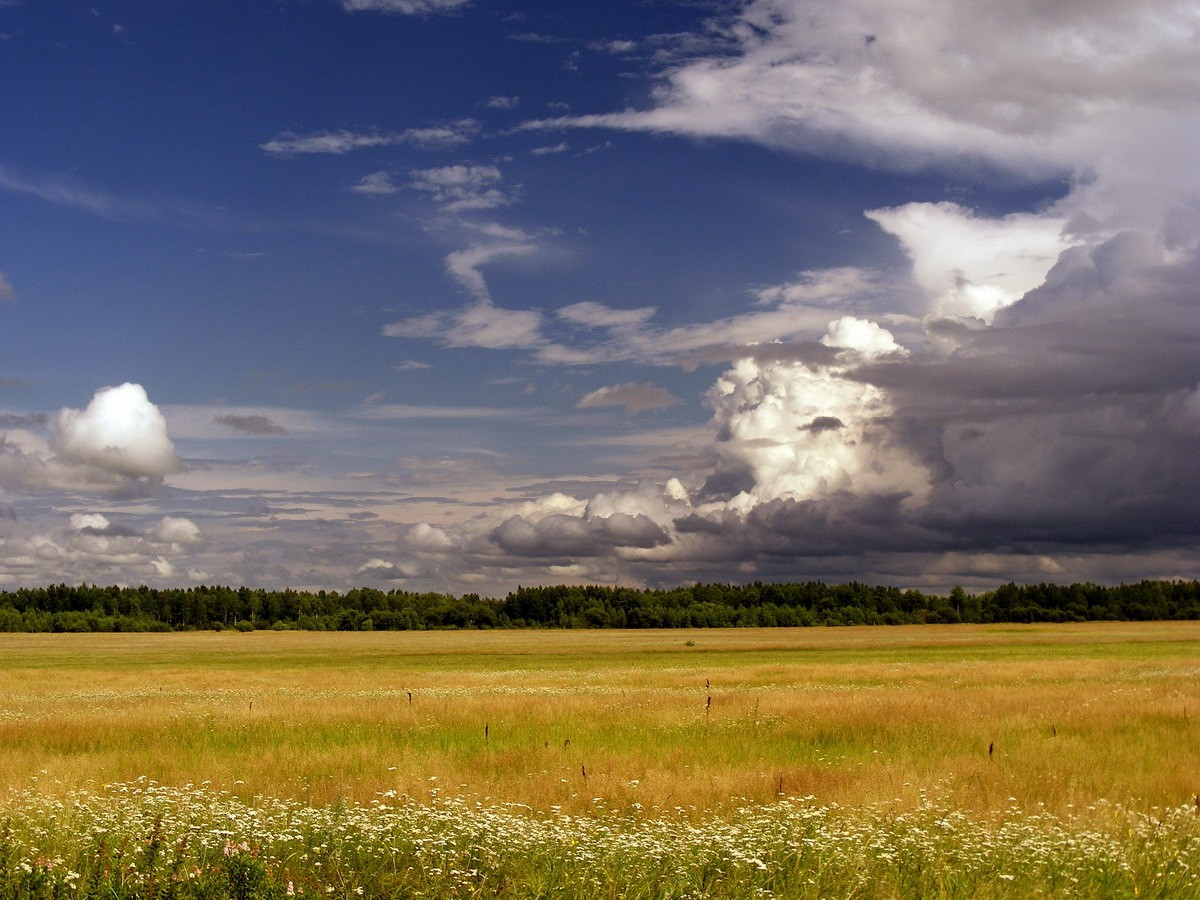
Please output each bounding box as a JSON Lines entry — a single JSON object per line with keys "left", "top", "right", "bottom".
{"left": 1, "top": 623, "right": 1199, "bottom": 896}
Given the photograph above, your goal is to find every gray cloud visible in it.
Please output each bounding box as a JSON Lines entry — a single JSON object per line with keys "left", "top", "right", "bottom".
{"left": 577, "top": 382, "right": 679, "bottom": 413}
{"left": 214, "top": 414, "right": 288, "bottom": 435}
{"left": 490, "top": 512, "right": 669, "bottom": 559}
{"left": 0, "top": 413, "right": 46, "bottom": 428}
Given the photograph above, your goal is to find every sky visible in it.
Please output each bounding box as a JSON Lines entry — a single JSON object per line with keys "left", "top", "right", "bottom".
{"left": 1, "top": 0, "right": 1198, "bottom": 595}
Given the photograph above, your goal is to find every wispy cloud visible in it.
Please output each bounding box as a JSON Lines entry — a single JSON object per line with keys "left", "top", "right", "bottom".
{"left": 0, "top": 163, "right": 148, "bottom": 220}
{"left": 577, "top": 382, "right": 679, "bottom": 413}
{"left": 530, "top": 142, "right": 569, "bottom": 156}
{"left": 338, "top": 0, "right": 473, "bottom": 15}
{"left": 260, "top": 120, "right": 479, "bottom": 155}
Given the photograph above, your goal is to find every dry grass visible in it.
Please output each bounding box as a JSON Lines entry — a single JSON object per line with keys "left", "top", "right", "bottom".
{"left": 1, "top": 623, "right": 1198, "bottom": 819}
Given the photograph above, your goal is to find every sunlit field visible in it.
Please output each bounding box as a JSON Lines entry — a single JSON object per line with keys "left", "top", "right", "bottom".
{"left": 3, "top": 623, "right": 1199, "bottom": 897}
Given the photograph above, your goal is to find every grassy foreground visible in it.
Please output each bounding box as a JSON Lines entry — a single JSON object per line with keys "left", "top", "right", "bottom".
{"left": 2, "top": 623, "right": 1199, "bottom": 897}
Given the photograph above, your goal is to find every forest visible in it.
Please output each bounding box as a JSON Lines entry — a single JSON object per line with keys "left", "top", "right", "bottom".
{"left": 0, "top": 579, "right": 1197, "bottom": 632}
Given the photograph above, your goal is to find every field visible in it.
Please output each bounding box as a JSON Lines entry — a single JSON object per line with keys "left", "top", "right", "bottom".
{"left": 2, "top": 623, "right": 1199, "bottom": 897}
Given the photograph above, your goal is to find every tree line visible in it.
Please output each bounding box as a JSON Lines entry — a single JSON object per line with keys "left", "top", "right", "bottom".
{"left": 0, "top": 579, "right": 1196, "bottom": 632}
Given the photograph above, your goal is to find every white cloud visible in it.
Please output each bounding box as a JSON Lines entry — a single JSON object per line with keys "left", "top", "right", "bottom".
{"left": 70, "top": 512, "right": 111, "bottom": 532}
{"left": 705, "top": 356, "right": 930, "bottom": 508}
{"left": 408, "top": 164, "right": 517, "bottom": 212}
{"left": 260, "top": 120, "right": 479, "bottom": 155}
{"left": 530, "top": 142, "right": 569, "bottom": 156}
{"left": 351, "top": 171, "right": 400, "bottom": 195}
{"left": 150, "top": 516, "right": 203, "bottom": 547}
{"left": 486, "top": 95, "right": 520, "bottom": 110}
{"left": 385, "top": 299, "right": 543, "bottom": 350}
{"left": 403, "top": 521, "right": 455, "bottom": 551}
{"left": 867, "top": 202, "right": 1076, "bottom": 322}
{"left": 53, "top": 384, "right": 180, "bottom": 478}
{"left": 339, "top": 0, "right": 473, "bottom": 13}
{"left": 0, "top": 163, "right": 144, "bottom": 221}
{"left": 820, "top": 315, "right": 905, "bottom": 357}
{"left": 577, "top": 382, "right": 679, "bottom": 413}
{"left": 442, "top": 241, "right": 537, "bottom": 300}
{"left": 531, "top": 0, "right": 1200, "bottom": 180}
{"left": 542, "top": 268, "right": 894, "bottom": 365}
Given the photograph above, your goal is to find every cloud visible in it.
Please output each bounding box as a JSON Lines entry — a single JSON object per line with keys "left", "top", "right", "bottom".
{"left": 820, "top": 316, "right": 906, "bottom": 357}
{"left": 486, "top": 95, "right": 519, "bottom": 110}
{"left": 866, "top": 202, "right": 1076, "bottom": 322}
{"left": 407, "top": 165, "right": 517, "bottom": 212}
{"left": 577, "top": 382, "right": 679, "bottom": 413}
{"left": 0, "top": 413, "right": 46, "bottom": 429}
{"left": 530, "top": 142, "right": 569, "bottom": 156}
{"left": 384, "top": 298, "right": 543, "bottom": 350}
{"left": 527, "top": 0, "right": 1200, "bottom": 181}
{"left": 351, "top": 171, "right": 400, "bottom": 196}
{"left": 53, "top": 384, "right": 181, "bottom": 478}
{"left": 260, "top": 120, "right": 479, "bottom": 155}
{"left": 490, "top": 511, "right": 669, "bottom": 558}
{"left": 213, "top": 414, "right": 288, "bottom": 435}
{"left": 382, "top": 266, "right": 901, "bottom": 366}
{"left": 0, "top": 163, "right": 144, "bottom": 220}
{"left": 703, "top": 354, "right": 930, "bottom": 508}
{"left": 0, "top": 271, "right": 12, "bottom": 301}
{"left": 339, "top": 0, "right": 473, "bottom": 13}
{"left": 150, "top": 516, "right": 203, "bottom": 547}
{"left": 442, "top": 240, "right": 537, "bottom": 300}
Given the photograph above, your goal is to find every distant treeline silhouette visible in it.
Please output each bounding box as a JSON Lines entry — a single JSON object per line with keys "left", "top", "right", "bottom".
{"left": 0, "top": 580, "right": 1197, "bottom": 632}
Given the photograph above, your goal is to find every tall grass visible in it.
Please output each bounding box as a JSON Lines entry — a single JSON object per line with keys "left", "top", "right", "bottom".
{"left": 1, "top": 623, "right": 1199, "bottom": 896}
{"left": 2, "top": 624, "right": 1197, "bottom": 816}
{"left": 2, "top": 779, "right": 1199, "bottom": 898}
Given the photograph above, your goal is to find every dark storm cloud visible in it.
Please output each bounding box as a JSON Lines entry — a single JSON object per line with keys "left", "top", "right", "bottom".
{"left": 831, "top": 233, "right": 1200, "bottom": 557}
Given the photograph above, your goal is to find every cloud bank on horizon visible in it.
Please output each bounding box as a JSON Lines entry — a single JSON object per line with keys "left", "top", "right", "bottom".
{"left": 0, "top": 0, "right": 1197, "bottom": 593}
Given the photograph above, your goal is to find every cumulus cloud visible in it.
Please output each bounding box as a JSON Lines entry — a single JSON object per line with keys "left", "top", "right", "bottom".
{"left": 820, "top": 316, "right": 906, "bottom": 357}
{"left": 150, "top": 516, "right": 203, "bottom": 547}
{"left": 0, "top": 510, "right": 205, "bottom": 587}
{"left": 54, "top": 383, "right": 181, "bottom": 478}
{"left": 704, "top": 354, "right": 930, "bottom": 508}
{"left": 577, "top": 382, "right": 679, "bottom": 413}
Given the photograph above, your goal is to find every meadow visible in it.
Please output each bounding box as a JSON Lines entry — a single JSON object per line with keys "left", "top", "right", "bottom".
{"left": 1, "top": 623, "right": 1199, "bottom": 897}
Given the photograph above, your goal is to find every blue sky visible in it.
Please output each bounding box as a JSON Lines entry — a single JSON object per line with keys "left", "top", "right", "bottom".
{"left": 1, "top": 0, "right": 1198, "bottom": 594}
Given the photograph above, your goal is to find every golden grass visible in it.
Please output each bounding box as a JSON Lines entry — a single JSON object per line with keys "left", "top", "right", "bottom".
{"left": 1, "top": 622, "right": 1198, "bottom": 819}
